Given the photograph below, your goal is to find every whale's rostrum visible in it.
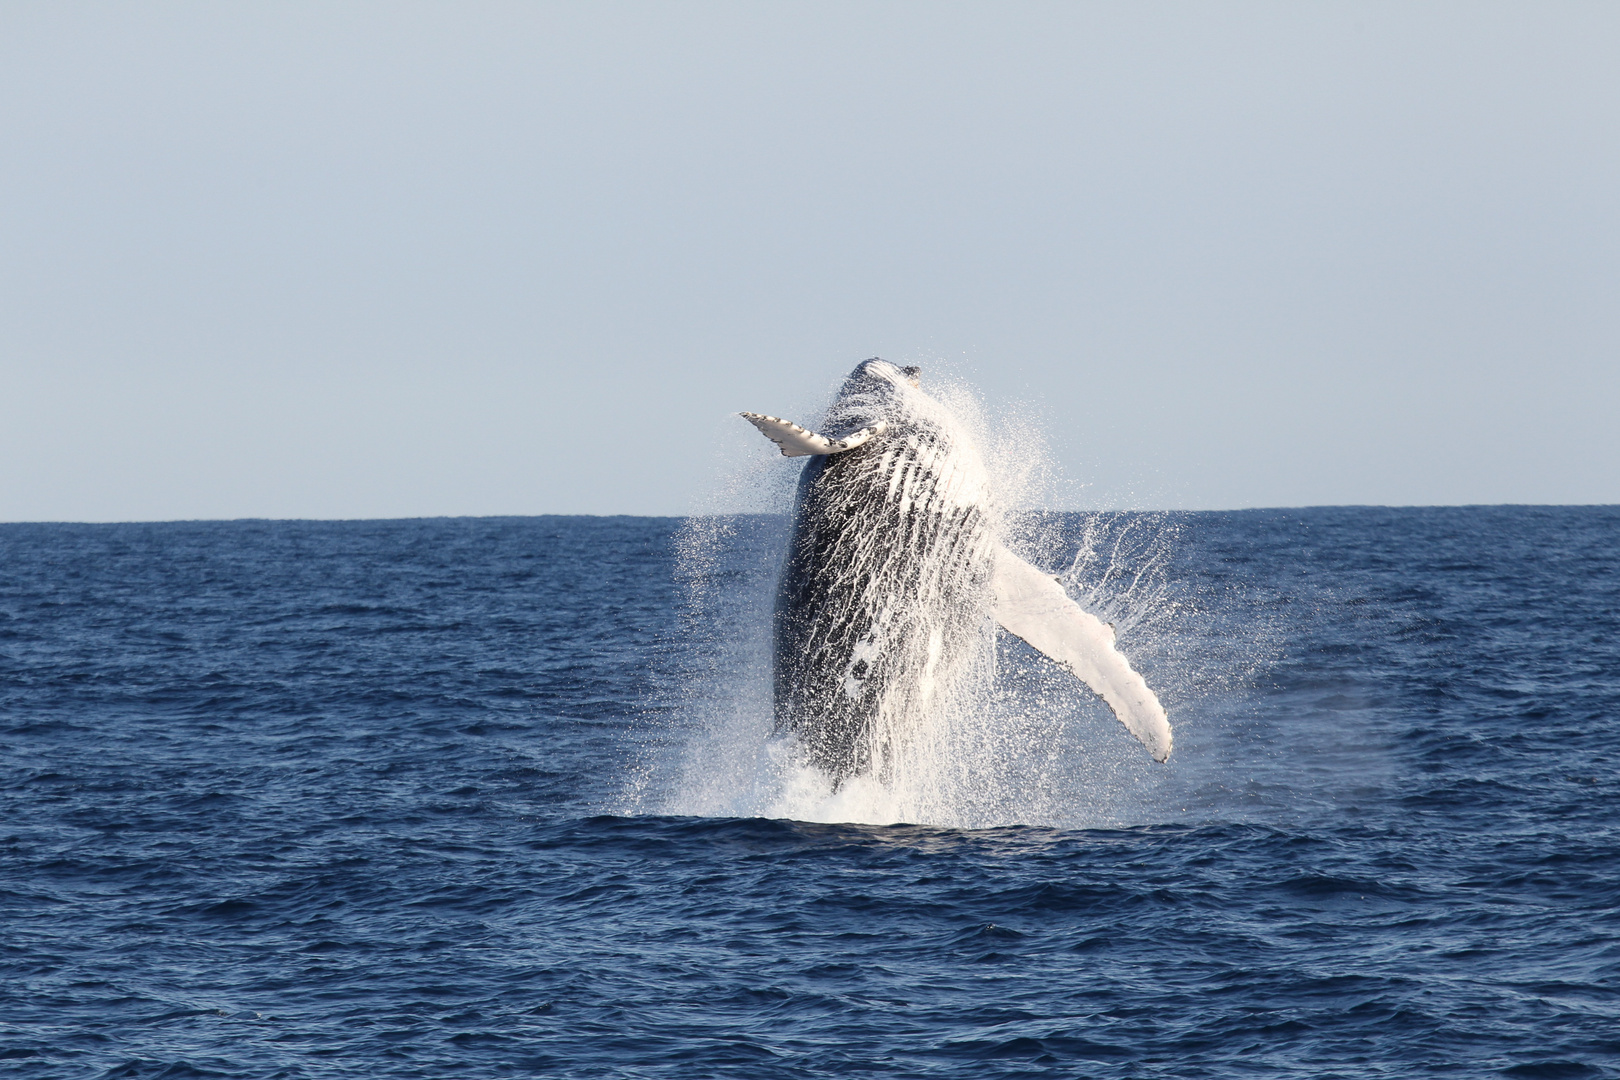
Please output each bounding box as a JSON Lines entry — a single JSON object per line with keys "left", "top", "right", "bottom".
{"left": 744, "top": 358, "right": 1171, "bottom": 786}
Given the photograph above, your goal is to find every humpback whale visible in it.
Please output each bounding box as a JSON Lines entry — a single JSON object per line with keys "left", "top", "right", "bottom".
{"left": 743, "top": 359, "right": 1171, "bottom": 785}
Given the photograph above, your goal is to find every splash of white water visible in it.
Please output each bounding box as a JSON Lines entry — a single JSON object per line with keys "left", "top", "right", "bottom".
{"left": 618, "top": 364, "right": 1252, "bottom": 829}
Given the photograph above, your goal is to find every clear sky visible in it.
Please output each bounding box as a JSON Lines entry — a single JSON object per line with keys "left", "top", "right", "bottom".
{"left": 2, "top": 2, "right": 1617, "bottom": 520}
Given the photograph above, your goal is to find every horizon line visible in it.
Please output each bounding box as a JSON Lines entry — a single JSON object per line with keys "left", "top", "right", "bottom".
{"left": 3, "top": 503, "right": 1617, "bottom": 527}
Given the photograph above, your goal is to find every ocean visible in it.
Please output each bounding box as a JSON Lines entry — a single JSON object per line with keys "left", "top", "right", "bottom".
{"left": 2, "top": 507, "right": 1616, "bottom": 1078}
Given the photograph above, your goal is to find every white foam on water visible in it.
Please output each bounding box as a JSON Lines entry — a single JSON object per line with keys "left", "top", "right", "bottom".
{"left": 619, "top": 363, "right": 1269, "bottom": 830}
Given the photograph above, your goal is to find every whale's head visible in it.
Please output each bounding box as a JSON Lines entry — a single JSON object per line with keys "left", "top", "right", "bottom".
{"left": 839, "top": 360, "right": 924, "bottom": 417}
{"left": 824, "top": 359, "right": 930, "bottom": 437}
{"left": 846, "top": 358, "right": 921, "bottom": 391}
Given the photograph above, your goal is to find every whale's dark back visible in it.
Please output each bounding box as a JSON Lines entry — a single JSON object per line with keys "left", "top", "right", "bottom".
{"left": 773, "top": 363, "right": 996, "bottom": 782}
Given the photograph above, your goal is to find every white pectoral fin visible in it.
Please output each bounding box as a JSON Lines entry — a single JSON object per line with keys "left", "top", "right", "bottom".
{"left": 740, "top": 412, "right": 886, "bottom": 457}
{"left": 991, "top": 545, "right": 1173, "bottom": 762}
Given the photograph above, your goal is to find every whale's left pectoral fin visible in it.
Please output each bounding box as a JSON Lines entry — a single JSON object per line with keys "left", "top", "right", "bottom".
{"left": 740, "top": 412, "right": 886, "bottom": 457}
{"left": 990, "top": 545, "right": 1173, "bottom": 761}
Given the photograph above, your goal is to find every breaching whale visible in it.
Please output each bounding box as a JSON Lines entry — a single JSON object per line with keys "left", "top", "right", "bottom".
{"left": 742, "top": 359, "right": 1171, "bottom": 785}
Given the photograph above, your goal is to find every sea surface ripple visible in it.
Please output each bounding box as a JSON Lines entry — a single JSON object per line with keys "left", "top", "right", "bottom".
{"left": 2, "top": 509, "right": 1617, "bottom": 1078}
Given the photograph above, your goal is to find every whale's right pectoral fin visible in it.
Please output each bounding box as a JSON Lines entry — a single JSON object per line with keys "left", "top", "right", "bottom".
{"left": 990, "top": 545, "right": 1173, "bottom": 762}
{"left": 740, "top": 412, "right": 886, "bottom": 457}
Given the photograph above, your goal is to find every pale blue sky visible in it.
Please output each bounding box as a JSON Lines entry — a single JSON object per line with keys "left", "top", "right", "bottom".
{"left": 2, "top": 2, "right": 1616, "bottom": 520}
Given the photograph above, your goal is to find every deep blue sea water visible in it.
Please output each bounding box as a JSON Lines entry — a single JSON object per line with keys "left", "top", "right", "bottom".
{"left": 2, "top": 508, "right": 1617, "bottom": 1078}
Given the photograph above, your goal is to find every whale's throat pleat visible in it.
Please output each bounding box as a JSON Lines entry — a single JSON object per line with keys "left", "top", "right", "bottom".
{"left": 773, "top": 429, "right": 995, "bottom": 783}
